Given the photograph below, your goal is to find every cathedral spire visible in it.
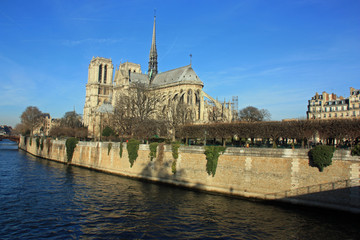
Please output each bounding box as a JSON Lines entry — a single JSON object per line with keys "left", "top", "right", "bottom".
{"left": 148, "top": 13, "right": 158, "bottom": 79}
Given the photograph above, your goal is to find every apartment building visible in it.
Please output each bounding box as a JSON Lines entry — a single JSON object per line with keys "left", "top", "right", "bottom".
{"left": 307, "top": 87, "right": 360, "bottom": 119}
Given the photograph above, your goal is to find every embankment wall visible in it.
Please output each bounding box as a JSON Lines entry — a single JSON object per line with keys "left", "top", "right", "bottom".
{"left": 19, "top": 136, "right": 360, "bottom": 213}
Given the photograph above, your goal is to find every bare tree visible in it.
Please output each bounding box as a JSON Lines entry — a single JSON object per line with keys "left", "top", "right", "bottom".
{"left": 112, "top": 83, "right": 161, "bottom": 139}
{"left": 61, "top": 111, "right": 82, "bottom": 128}
{"left": 165, "top": 102, "right": 195, "bottom": 140}
{"left": 239, "top": 106, "right": 271, "bottom": 122}
{"left": 20, "top": 106, "right": 44, "bottom": 136}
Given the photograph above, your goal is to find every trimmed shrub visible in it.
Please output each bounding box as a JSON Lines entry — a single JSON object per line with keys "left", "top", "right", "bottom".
{"left": 29, "top": 137, "right": 32, "bottom": 146}
{"left": 205, "top": 146, "right": 226, "bottom": 177}
{"left": 351, "top": 144, "right": 360, "bottom": 156}
{"left": 127, "top": 139, "right": 140, "bottom": 167}
{"left": 308, "top": 145, "right": 335, "bottom": 172}
{"left": 108, "top": 143, "right": 112, "bottom": 155}
{"left": 65, "top": 137, "right": 78, "bottom": 163}
{"left": 149, "top": 142, "right": 158, "bottom": 161}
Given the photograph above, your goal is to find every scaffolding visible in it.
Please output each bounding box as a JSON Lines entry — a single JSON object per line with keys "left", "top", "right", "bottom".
{"left": 231, "top": 96, "right": 239, "bottom": 121}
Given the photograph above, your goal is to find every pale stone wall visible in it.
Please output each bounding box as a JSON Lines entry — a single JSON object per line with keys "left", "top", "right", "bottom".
{"left": 19, "top": 136, "right": 360, "bottom": 212}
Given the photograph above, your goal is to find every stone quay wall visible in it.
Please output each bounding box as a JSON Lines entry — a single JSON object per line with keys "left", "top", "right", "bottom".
{"left": 19, "top": 136, "right": 360, "bottom": 213}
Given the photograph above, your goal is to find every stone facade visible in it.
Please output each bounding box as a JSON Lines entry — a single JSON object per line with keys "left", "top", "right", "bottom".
{"left": 307, "top": 87, "right": 360, "bottom": 120}
{"left": 83, "top": 17, "right": 232, "bottom": 138}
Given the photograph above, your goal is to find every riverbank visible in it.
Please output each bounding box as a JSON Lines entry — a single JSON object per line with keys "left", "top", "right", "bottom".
{"left": 19, "top": 136, "right": 360, "bottom": 213}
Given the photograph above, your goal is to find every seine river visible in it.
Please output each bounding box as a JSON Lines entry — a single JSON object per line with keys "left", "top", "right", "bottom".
{"left": 0, "top": 139, "right": 358, "bottom": 239}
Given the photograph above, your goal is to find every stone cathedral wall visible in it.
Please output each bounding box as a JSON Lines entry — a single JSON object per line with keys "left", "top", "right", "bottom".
{"left": 19, "top": 136, "right": 360, "bottom": 213}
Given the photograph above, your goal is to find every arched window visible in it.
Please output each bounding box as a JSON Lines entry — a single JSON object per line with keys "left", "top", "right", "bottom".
{"left": 187, "top": 89, "right": 193, "bottom": 104}
{"left": 104, "top": 65, "right": 107, "bottom": 84}
{"left": 98, "top": 64, "right": 102, "bottom": 83}
{"left": 180, "top": 94, "right": 184, "bottom": 103}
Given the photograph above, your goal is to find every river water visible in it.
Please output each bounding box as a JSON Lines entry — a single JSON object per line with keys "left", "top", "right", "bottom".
{"left": 0, "top": 139, "right": 358, "bottom": 239}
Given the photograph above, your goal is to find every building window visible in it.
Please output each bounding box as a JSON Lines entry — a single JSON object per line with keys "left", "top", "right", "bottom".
{"left": 324, "top": 114, "right": 326, "bottom": 118}
{"left": 104, "top": 65, "right": 107, "bottom": 84}
{"left": 98, "top": 64, "right": 102, "bottom": 83}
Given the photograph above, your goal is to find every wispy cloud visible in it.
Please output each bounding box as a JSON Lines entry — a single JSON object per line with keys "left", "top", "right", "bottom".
{"left": 61, "top": 38, "right": 123, "bottom": 46}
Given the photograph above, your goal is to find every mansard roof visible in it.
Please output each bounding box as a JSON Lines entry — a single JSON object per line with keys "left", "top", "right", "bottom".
{"left": 129, "top": 65, "right": 203, "bottom": 87}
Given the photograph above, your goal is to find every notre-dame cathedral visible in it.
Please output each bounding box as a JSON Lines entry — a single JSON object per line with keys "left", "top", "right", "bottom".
{"left": 83, "top": 16, "right": 232, "bottom": 138}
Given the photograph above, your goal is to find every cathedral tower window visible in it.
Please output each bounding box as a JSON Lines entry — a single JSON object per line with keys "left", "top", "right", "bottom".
{"left": 104, "top": 65, "right": 107, "bottom": 83}
{"left": 98, "top": 64, "right": 102, "bottom": 83}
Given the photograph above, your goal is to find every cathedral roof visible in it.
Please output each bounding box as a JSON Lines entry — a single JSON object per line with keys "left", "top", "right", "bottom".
{"left": 129, "top": 65, "right": 203, "bottom": 88}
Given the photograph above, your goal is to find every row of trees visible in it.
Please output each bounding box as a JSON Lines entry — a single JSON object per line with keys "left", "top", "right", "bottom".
{"left": 177, "top": 119, "right": 360, "bottom": 148}
{"left": 16, "top": 106, "right": 87, "bottom": 139}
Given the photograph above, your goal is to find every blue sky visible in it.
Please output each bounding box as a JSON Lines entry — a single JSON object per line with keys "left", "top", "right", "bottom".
{"left": 1, "top": 0, "right": 359, "bottom": 127}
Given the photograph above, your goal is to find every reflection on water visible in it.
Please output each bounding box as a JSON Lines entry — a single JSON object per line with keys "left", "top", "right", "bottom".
{"left": 0, "top": 139, "right": 358, "bottom": 239}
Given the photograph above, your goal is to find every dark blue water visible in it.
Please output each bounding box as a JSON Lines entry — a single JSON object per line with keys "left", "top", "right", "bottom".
{"left": 0, "top": 139, "right": 359, "bottom": 239}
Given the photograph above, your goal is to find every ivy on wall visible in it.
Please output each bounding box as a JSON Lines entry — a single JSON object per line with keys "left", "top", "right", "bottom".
{"left": 308, "top": 145, "right": 335, "bottom": 172}
{"left": 171, "top": 160, "right": 177, "bottom": 174}
{"left": 171, "top": 142, "right": 181, "bottom": 174}
{"left": 40, "top": 137, "right": 44, "bottom": 151}
{"left": 171, "top": 142, "right": 180, "bottom": 160}
{"left": 157, "top": 142, "right": 165, "bottom": 163}
{"left": 46, "top": 138, "right": 52, "bottom": 155}
{"left": 119, "top": 140, "right": 123, "bottom": 158}
{"left": 65, "top": 137, "right": 78, "bottom": 163}
{"left": 149, "top": 142, "right": 158, "bottom": 161}
{"left": 107, "top": 143, "right": 112, "bottom": 155}
{"left": 127, "top": 139, "right": 140, "bottom": 167}
{"left": 205, "top": 146, "right": 226, "bottom": 177}
{"left": 36, "top": 137, "right": 40, "bottom": 148}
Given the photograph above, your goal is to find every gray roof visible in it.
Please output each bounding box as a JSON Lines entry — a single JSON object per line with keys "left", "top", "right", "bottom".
{"left": 129, "top": 65, "right": 203, "bottom": 87}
